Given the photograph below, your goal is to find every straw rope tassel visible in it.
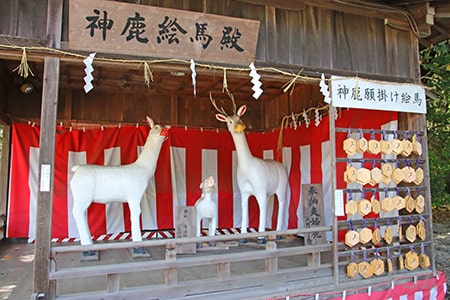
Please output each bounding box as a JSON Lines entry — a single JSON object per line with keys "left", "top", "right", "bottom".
{"left": 13, "top": 48, "right": 34, "bottom": 78}
{"left": 143, "top": 61, "right": 154, "bottom": 87}
{"left": 222, "top": 68, "right": 229, "bottom": 94}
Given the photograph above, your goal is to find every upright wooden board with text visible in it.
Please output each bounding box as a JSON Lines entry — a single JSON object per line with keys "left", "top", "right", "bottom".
{"left": 302, "top": 184, "right": 326, "bottom": 245}
{"left": 175, "top": 206, "right": 196, "bottom": 254}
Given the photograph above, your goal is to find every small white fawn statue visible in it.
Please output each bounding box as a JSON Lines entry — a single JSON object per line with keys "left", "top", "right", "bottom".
{"left": 70, "top": 116, "right": 168, "bottom": 250}
{"left": 211, "top": 94, "right": 288, "bottom": 243}
{"left": 195, "top": 176, "right": 218, "bottom": 247}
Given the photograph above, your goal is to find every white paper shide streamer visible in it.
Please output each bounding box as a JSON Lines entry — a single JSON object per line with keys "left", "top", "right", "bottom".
{"left": 249, "top": 62, "right": 263, "bottom": 99}
{"left": 319, "top": 73, "right": 331, "bottom": 104}
{"left": 190, "top": 59, "right": 197, "bottom": 96}
{"left": 83, "top": 53, "right": 96, "bottom": 93}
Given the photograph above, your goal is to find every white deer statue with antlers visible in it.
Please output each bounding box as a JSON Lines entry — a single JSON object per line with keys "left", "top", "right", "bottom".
{"left": 211, "top": 94, "right": 289, "bottom": 243}
{"left": 70, "top": 116, "right": 169, "bottom": 252}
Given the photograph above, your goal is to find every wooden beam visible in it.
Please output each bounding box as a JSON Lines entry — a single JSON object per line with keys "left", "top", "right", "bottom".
{"left": 32, "top": 0, "right": 62, "bottom": 298}
{"left": 237, "top": 0, "right": 306, "bottom": 11}
{"left": 434, "top": 3, "right": 450, "bottom": 18}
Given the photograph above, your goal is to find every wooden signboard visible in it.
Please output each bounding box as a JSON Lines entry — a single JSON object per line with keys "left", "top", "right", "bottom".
{"left": 68, "top": 0, "right": 260, "bottom": 65}
{"left": 175, "top": 206, "right": 196, "bottom": 254}
{"left": 301, "top": 184, "right": 326, "bottom": 245}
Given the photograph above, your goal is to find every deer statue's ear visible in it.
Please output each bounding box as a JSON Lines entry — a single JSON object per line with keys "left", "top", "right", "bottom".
{"left": 237, "top": 105, "right": 247, "bottom": 117}
{"left": 215, "top": 114, "right": 228, "bottom": 122}
{"left": 146, "top": 116, "right": 154, "bottom": 128}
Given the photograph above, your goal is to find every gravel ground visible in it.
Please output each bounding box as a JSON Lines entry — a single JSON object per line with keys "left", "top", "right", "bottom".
{"left": 433, "top": 222, "right": 450, "bottom": 298}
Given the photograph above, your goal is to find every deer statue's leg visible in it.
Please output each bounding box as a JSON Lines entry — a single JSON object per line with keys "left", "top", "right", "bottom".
{"left": 196, "top": 213, "right": 203, "bottom": 248}
{"left": 275, "top": 196, "right": 286, "bottom": 231}
{"left": 128, "top": 200, "right": 143, "bottom": 242}
{"left": 256, "top": 195, "right": 268, "bottom": 245}
{"left": 208, "top": 215, "right": 217, "bottom": 247}
{"left": 240, "top": 193, "right": 250, "bottom": 243}
{"left": 73, "top": 200, "right": 93, "bottom": 246}
{"left": 128, "top": 199, "right": 146, "bottom": 256}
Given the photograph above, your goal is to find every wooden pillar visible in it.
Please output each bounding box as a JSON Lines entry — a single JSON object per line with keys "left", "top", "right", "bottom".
{"left": 32, "top": 0, "right": 62, "bottom": 298}
{"left": 32, "top": 56, "right": 60, "bottom": 299}
{"left": 0, "top": 126, "right": 11, "bottom": 239}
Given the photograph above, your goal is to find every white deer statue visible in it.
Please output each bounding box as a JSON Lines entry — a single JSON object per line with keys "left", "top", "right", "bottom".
{"left": 70, "top": 116, "right": 168, "bottom": 251}
{"left": 195, "top": 176, "right": 218, "bottom": 247}
{"left": 211, "top": 94, "right": 289, "bottom": 243}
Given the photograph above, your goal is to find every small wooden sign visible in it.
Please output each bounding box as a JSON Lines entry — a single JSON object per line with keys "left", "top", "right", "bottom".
{"left": 302, "top": 184, "right": 326, "bottom": 245}
{"left": 68, "top": 0, "right": 260, "bottom": 66}
{"left": 175, "top": 206, "right": 197, "bottom": 254}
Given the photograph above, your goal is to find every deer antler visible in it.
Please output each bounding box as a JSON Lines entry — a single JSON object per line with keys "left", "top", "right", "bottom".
{"left": 225, "top": 90, "right": 237, "bottom": 114}
{"left": 209, "top": 92, "right": 229, "bottom": 116}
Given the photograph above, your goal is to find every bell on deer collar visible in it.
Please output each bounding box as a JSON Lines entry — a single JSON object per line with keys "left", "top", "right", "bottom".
{"left": 234, "top": 123, "right": 246, "bottom": 133}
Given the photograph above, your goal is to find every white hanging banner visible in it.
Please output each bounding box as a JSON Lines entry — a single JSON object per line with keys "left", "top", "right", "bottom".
{"left": 330, "top": 76, "right": 426, "bottom": 114}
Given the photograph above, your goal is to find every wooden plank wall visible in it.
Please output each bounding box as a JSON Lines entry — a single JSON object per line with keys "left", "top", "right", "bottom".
{"left": 0, "top": 0, "right": 419, "bottom": 79}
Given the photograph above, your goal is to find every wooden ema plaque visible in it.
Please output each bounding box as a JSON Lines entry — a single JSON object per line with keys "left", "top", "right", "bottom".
{"left": 368, "top": 139, "right": 381, "bottom": 155}
{"left": 384, "top": 226, "right": 393, "bottom": 244}
{"left": 343, "top": 137, "right": 357, "bottom": 156}
{"left": 359, "top": 227, "right": 373, "bottom": 244}
{"left": 380, "top": 140, "right": 392, "bottom": 155}
{"left": 381, "top": 197, "right": 393, "bottom": 212}
{"left": 402, "top": 166, "right": 416, "bottom": 183}
{"left": 345, "top": 200, "right": 358, "bottom": 216}
{"left": 405, "top": 224, "right": 417, "bottom": 243}
{"left": 301, "top": 184, "right": 326, "bottom": 245}
{"left": 412, "top": 134, "right": 423, "bottom": 155}
{"left": 371, "top": 195, "right": 380, "bottom": 214}
{"left": 417, "top": 220, "right": 426, "bottom": 241}
{"left": 393, "top": 195, "right": 405, "bottom": 210}
{"left": 347, "top": 262, "right": 358, "bottom": 278}
{"left": 405, "top": 195, "right": 416, "bottom": 213}
{"left": 356, "top": 137, "right": 368, "bottom": 154}
{"left": 401, "top": 139, "right": 413, "bottom": 157}
{"left": 370, "top": 167, "right": 382, "bottom": 186}
{"left": 391, "top": 138, "right": 403, "bottom": 156}
{"left": 415, "top": 194, "right": 425, "bottom": 214}
{"left": 371, "top": 258, "right": 385, "bottom": 276}
{"left": 344, "top": 164, "right": 357, "bottom": 184}
{"left": 392, "top": 167, "right": 405, "bottom": 184}
{"left": 345, "top": 230, "right": 359, "bottom": 248}
{"left": 414, "top": 167, "right": 424, "bottom": 185}
{"left": 419, "top": 253, "right": 431, "bottom": 269}
{"left": 175, "top": 206, "right": 197, "bottom": 254}
{"left": 358, "top": 261, "right": 373, "bottom": 279}
{"left": 372, "top": 227, "right": 382, "bottom": 245}
{"left": 358, "top": 199, "right": 372, "bottom": 216}
{"left": 356, "top": 168, "right": 371, "bottom": 185}
{"left": 405, "top": 250, "right": 419, "bottom": 271}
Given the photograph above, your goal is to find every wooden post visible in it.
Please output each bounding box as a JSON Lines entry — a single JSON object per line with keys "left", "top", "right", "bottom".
{"left": 32, "top": 0, "right": 62, "bottom": 298}
{"left": 0, "top": 126, "right": 11, "bottom": 239}
{"left": 32, "top": 56, "right": 60, "bottom": 299}
{"left": 107, "top": 274, "right": 120, "bottom": 293}
{"left": 165, "top": 242, "right": 178, "bottom": 286}
{"left": 217, "top": 262, "right": 231, "bottom": 280}
{"left": 264, "top": 234, "right": 278, "bottom": 273}
{"left": 328, "top": 105, "right": 339, "bottom": 285}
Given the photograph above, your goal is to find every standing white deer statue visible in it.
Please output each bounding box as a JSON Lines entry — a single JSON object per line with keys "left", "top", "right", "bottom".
{"left": 195, "top": 176, "right": 218, "bottom": 247}
{"left": 70, "top": 116, "right": 168, "bottom": 251}
{"left": 211, "top": 94, "right": 289, "bottom": 243}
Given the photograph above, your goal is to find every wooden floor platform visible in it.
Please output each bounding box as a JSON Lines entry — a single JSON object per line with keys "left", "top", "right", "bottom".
{"left": 0, "top": 230, "right": 439, "bottom": 300}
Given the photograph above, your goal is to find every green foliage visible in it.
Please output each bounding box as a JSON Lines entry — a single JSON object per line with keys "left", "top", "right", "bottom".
{"left": 420, "top": 40, "right": 450, "bottom": 206}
